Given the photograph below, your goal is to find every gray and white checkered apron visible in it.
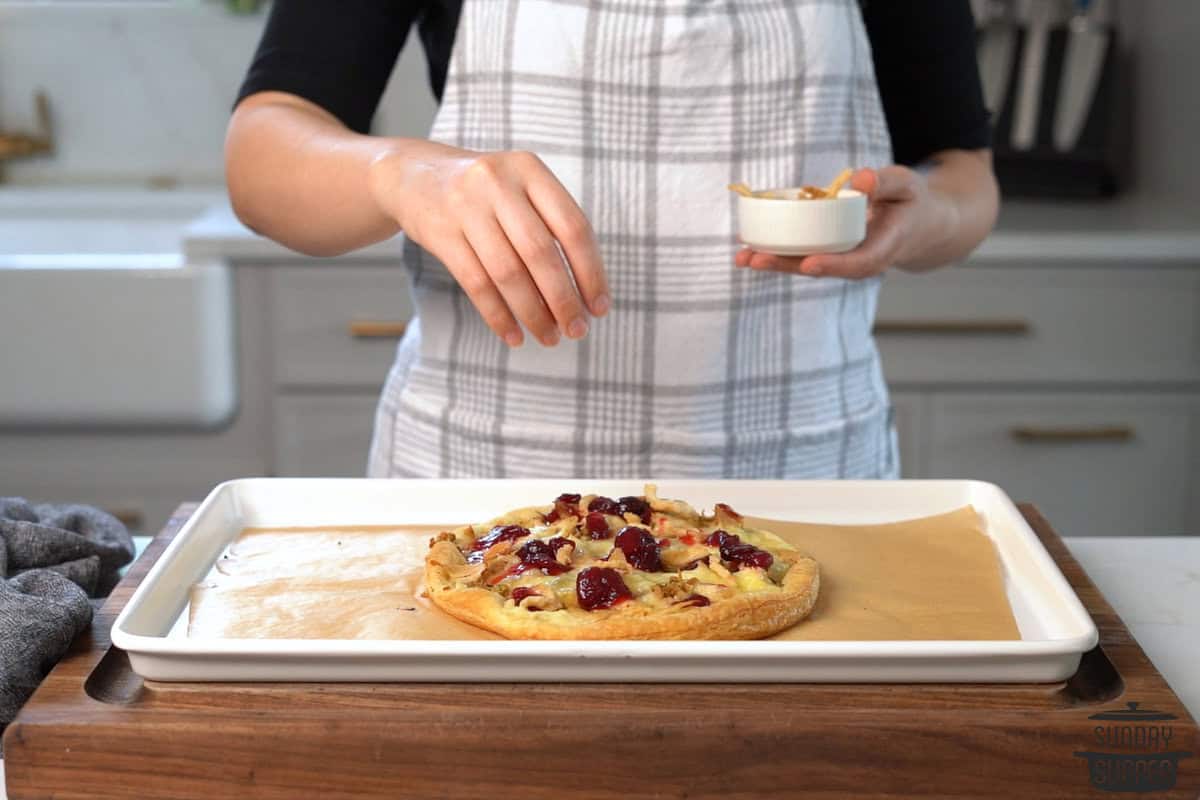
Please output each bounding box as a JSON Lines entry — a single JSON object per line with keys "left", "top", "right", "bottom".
{"left": 369, "top": 0, "right": 898, "bottom": 479}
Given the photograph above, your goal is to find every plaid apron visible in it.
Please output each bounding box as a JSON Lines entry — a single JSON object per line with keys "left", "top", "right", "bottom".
{"left": 369, "top": 0, "right": 897, "bottom": 479}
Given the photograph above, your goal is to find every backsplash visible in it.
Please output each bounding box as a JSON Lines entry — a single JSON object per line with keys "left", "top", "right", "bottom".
{"left": 0, "top": 0, "right": 1193, "bottom": 200}
{"left": 0, "top": 1, "right": 436, "bottom": 186}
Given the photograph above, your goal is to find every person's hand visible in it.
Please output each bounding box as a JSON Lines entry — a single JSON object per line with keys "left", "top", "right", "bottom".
{"left": 734, "top": 166, "right": 934, "bottom": 279}
{"left": 369, "top": 144, "right": 608, "bottom": 347}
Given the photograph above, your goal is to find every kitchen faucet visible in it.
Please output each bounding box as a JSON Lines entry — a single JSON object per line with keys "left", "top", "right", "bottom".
{"left": 0, "top": 90, "right": 54, "bottom": 181}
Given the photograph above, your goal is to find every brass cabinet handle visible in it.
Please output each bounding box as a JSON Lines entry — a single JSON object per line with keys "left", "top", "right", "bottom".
{"left": 0, "top": 91, "right": 54, "bottom": 160}
{"left": 873, "top": 319, "right": 1031, "bottom": 335}
{"left": 105, "top": 507, "right": 145, "bottom": 528}
{"left": 348, "top": 320, "right": 408, "bottom": 339}
{"left": 1010, "top": 425, "right": 1135, "bottom": 443}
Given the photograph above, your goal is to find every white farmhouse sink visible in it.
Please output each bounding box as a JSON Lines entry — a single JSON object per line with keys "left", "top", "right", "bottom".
{"left": 0, "top": 188, "right": 235, "bottom": 428}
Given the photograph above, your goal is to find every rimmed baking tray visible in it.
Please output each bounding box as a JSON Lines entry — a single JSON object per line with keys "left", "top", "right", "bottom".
{"left": 111, "top": 479, "right": 1098, "bottom": 683}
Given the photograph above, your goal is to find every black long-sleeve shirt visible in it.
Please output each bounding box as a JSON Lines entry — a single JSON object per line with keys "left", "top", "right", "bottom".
{"left": 238, "top": 0, "right": 990, "bottom": 166}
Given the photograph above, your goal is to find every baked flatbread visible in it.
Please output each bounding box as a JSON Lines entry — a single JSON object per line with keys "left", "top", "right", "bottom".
{"left": 424, "top": 485, "right": 819, "bottom": 640}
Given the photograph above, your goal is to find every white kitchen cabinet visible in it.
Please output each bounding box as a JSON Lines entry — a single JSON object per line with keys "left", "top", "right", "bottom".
{"left": 876, "top": 266, "right": 1200, "bottom": 386}
{"left": 925, "top": 392, "right": 1200, "bottom": 537}
{"left": 270, "top": 266, "right": 412, "bottom": 389}
{"left": 0, "top": 270, "right": 274, "bottom": 534}
{"left": 274, "top": 394, "right": 380, "bottom": 477}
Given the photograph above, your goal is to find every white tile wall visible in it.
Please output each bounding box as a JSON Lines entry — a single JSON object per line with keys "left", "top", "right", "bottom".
{"left": 0, "top": 1, "right": 436, "bottom": 186}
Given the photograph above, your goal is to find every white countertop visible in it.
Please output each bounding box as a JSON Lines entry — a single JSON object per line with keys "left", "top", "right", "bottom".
{"left": 1063, "top": 537, "right": 1200, "bottom": 718}
{"left": 181, "top": 195, "right": 1200, "bottom": 264}
{"left": 3, "top": 534, "right": 1198, "bottom": 799}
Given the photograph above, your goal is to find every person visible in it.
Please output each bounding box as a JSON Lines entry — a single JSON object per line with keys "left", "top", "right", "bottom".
{"left": 225, "top": 0, "right": 999, "bottom": 480}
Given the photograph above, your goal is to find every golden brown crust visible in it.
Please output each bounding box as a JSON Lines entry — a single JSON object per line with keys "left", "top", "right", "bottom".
{"left": 423, "top": 485, "right": 820, "bottom": 640}
{"left": 425, "top": 553, "right": 818, "bottom": 640}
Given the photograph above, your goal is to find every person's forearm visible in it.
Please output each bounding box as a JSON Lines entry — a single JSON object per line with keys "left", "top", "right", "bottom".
{"left": 894, "top": 149, "right": 999, "bottom": 272}
{"left": 226, "top": 91, "right": 435, "bottom": 257}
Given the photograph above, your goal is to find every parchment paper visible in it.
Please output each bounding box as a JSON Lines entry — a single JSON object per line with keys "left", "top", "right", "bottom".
{"left": 188, "top": 505, "right": 1019, "bottom": 641}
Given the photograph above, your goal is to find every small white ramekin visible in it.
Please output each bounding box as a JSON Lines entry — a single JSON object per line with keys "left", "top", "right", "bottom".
{"left": 736, "top": 188, "right": 867, "bottom": 256}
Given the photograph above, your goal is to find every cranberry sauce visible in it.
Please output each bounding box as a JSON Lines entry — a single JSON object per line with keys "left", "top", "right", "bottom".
{"left": 468, "top": 525, "right": 531, "bottom": 560}
{"left": 704, "top": 529, "right": 773, "bottom": 571}
{"left": 613, "top": 526, "right": 663, "bottom": 572}
{"left": 617, "top": 496, "right": 652, "bottom": 524}
{"left": 576, "top": 567, "right": 633, "bottom": 611}
{"left": 584, "top": 511, "right": 613, "bottom": 539}
{"left": 544, "top": 492, "right": 582, "bottom": 523}
{"left": 586, "top": 495, "right": 621, "bottom": 516}
{"left": 515, "top": 539, "right": 569, "bottom": 575}
{"left": 511, "top": 587, "right": 539, "bottom": 604}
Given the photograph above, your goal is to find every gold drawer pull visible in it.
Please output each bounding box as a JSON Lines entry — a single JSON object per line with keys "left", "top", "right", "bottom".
{"left": 1010, "top": 425, "right": 1135, "bottom": 443}
{"left": 873, "top": 319, "right": 1031, "bottom": 335}
{"left": 348, "top": 320, "right": 408, "bottom": 339}
{"left": 105, "top": 507, "right": 145, "bottom": 528}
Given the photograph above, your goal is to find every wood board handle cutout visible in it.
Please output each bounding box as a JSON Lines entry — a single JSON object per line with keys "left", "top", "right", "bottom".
{"left": 4, "top": 504, "right": 1198, "bottom": 799}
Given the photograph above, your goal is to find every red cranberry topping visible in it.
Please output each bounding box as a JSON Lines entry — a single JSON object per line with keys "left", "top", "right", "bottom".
{"left": 618, "top": 496, "right": 652, "bottom": 524}
{"left": 714, "top": 502, "right": 743, "bottom": 522}
{"left": 613, "top": 526, "right": 663, "bottom": 572}
{"left": 674, "top": 594, "right": 711, "bottom": 608}
{"left": 658, "top": 538, "right": 671, "bottom": 549}
{"left": 722, "top": 543, "right": 774, "bottom": 571}
{"left": 546, "top": 536, "right": 575, "bottom": 555}
{"left": 470, "top": 525, "right": 531, "bottom": 557}
{"left": 544, "top": 492, "right": 582, "bottom": 524}
{"left": 576, "top": 567, "right": 633, "bottom": 611}
{"left": 511, "top": 587, "right": 539, "bottom": 604}
{"left": 705, "top": 530, "right": 773, "bottom": 571}
{"left": 584, "top": 511, "right": 613, "bottom": 539}
{"left": 705, "top": 529, "right": 736, "bottom": 548}
{"left": 587, "top": 496, "right": 621, "bottom": 516}
{"left": 679, "top": 533, "right": 697, "bottom": 546}
{"left": 679, "top": 556, "right": 711, "bottom": 572}
{"left": 516, "top": 539, "right": 569, "bottom": 575}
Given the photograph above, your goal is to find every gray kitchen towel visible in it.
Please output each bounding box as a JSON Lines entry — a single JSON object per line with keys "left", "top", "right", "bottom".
{"left": 0, "top": 498, "right": 135, "bottom": 745}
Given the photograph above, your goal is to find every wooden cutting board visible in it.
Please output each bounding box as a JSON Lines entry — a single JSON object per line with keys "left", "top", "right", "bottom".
{"left": 4, "top": 505, "right": 1198, "bottom": 799}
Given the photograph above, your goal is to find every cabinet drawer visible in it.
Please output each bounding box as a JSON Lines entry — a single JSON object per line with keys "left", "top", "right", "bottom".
{"left": 927, "top": 392, "right": 1199, "bottom": 537}
{"left": 273, "top": 394, "right": 380, "bottom": 477}
{"left": 271, "top": 266, "right": 414, "bottom": 388}
{"left": 876, "top": 266, "right": 1200, "bottom": 385}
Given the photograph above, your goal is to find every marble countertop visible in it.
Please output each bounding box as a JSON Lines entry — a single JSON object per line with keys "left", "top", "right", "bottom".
{"left": 2, "top": 535, "right": 1197, "bottom": 798}
{"left": 1062, "top": 537, "right": 1200, "bottom": 720}
{"left": 181, "top": 194, "right": 1200, "bottom": 265}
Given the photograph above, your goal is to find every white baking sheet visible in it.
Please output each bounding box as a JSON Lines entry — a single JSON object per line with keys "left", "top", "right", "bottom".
{"left": 111, "top": 479, "right": 1098, "bottom": 683}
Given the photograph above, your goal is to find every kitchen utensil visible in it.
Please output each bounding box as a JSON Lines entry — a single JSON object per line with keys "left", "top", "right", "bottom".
{"left": 1054, "top": 0, "right": 1111, "bottom": 151}
{"left": 111, "top": 478, "right": 1097, "bottom": 683}
{"left": 822, "top": 167, "right": 854, "bottom": 196}
{"left": 735, "top": 188, "right": 867, "bottom": 255}
{"left": 976, "top": 0, "right": 1018, "bottom": 116}
{"left": 1011, "top": 0, "right": 1065, "bottom": 150}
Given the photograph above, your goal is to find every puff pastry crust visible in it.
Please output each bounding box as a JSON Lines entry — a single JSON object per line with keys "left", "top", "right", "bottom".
{"left": 424, "top": 485, "right": 819, "bottom": 640}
